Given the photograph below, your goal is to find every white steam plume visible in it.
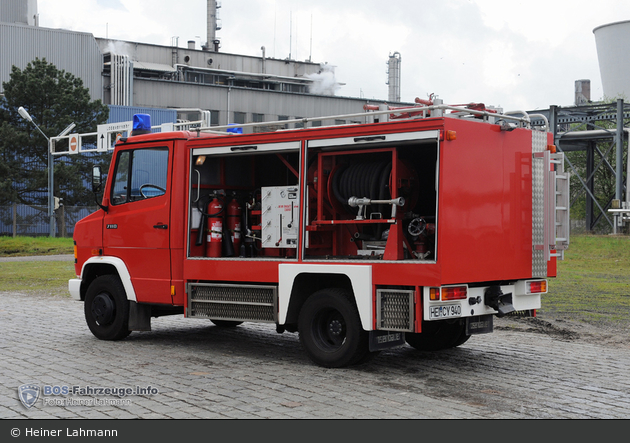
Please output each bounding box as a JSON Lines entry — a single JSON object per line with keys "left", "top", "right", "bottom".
{"left": 307, "top": 64, "right": 340, "bottom": 96}
{"left": 105, "top": 41, "right": 133, "bottom": 57}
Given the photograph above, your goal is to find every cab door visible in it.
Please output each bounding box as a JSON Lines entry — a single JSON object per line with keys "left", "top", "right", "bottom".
{"left": 103, "top": 144, "right": 172, "bottom": 304}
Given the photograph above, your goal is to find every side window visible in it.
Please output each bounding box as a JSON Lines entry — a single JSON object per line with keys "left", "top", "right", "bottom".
{"left": 111, "top": 147, "right": 168, "bottom": 205}
{"left": 112, "top": 151, "right": 130, "bottom": 204}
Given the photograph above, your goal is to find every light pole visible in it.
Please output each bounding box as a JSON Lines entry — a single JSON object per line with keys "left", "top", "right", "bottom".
{"left": 18, "top": 106, "right": 75, "bottom": 237}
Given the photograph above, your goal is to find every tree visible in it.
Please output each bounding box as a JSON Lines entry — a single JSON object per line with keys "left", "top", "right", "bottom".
{"left": 0, "top": 58, "right": 110, "bottom": 208}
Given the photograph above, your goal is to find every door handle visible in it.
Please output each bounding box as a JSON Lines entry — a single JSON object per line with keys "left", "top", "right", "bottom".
{"left": 153, "top": 224, "right": 168, "bottom": 229}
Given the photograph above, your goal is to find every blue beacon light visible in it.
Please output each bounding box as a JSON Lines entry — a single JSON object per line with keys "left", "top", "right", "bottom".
{"left": 131, "top": 114, "right": 152, "bottom": 136}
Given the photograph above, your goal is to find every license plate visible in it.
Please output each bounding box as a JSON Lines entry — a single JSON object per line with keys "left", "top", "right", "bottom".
{"left": 429, "top": 304, "right": 462, "bottom": 319}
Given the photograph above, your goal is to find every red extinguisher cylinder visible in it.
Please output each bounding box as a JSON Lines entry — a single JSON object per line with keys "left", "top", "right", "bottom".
{"left": 206, "top": 197, "right": 223, "bottom": 257}
{"left": 227, "top": 198, "right": 242, "bottom": 255}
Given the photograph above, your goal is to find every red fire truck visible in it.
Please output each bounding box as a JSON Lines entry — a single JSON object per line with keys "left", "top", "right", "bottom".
{"left": 69, "top": 99, "right": 569, "bottom": 367}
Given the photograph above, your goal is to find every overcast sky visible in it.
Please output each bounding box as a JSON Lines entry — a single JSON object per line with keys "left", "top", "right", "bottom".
{"left": 37, "top": 0, "right": 630, "bottom": 111}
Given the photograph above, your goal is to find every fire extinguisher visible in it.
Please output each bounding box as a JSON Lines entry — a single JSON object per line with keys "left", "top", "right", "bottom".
{"left": 227, "top": 197, "right": 242, "bottom": 256}
{"left": 205, "top": 196, "right": 224, "bottom": 257}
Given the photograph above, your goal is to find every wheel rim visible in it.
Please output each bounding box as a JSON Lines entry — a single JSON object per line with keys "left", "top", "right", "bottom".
{"left": 91, "top": 292, "right": 115, "bottom": 326}
{"left": 311, "top": 308, "right": 347, "bottom": 351}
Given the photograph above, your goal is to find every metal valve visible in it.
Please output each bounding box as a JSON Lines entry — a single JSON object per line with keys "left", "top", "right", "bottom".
{"left": 347, "top": 196, "right": 405, "bottom": 220}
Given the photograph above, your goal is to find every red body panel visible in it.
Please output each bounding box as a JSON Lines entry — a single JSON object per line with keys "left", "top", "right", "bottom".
{"left": 102, "top": 184, "right": 172, "bottom": 304}
{"left": 437, "top": 119, "right": 535, "bottom": 284}
{"left": 73, "top": 210, "right": 103, "bottom": 275}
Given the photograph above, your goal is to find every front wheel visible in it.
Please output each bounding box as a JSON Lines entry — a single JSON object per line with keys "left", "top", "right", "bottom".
{"left": 84, "top": 275, "right": 131, "bottom": 341}
{"left": 298, "top": 289, "right": 370, "bottom": 368}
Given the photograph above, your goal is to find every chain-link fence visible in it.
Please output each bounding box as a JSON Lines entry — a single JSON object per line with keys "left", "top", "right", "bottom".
{"left": 0, "top": 206, "right": 616, "bottom": 238}
{"left": 0, "top": 204, "right": 99, "bottom": 237}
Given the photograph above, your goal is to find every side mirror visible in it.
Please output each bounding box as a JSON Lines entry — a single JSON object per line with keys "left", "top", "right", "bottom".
{"left": 92, "top": 166, "right": 102, "bottom": 193}
{"left": 91, "top": 166, "right": 108, "bottom": 212}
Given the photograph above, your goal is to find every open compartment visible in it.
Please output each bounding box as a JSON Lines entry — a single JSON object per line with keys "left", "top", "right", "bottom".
{"left": 188, "top": 141, "right": 301, "bottom": 259}
{"left": 304, "top": 130, "right": 439, "bottom": 261}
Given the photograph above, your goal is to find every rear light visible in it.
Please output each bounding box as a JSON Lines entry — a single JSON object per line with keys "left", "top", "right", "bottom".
{"left": 528, "top": 280, "right": 547, "bottom": 294}
{"left": 429, "top": 288, "right": 440, "bottom": 301}
{"left": 442, "top": 286, "right": 468, "bottom": 300}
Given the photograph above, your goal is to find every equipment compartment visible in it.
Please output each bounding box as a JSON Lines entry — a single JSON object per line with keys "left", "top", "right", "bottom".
{"left": 188, "top": 142, "right": 301, "bottom": 259}
{"left": 187, "top": 131, "right": 439, "bottom": 262}
{"left": 304, "top": 131, "right": 439, "bottom": 261}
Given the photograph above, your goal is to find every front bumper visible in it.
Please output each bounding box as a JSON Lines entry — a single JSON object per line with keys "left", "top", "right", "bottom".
{"left": 68, "top": 278, "right": 82, "bottom": 301}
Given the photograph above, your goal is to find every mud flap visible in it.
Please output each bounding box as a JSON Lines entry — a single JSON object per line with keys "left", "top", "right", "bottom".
{"left": 369, "top": 330, "right": 406, "bottom": 352}
{"left": 466, "top": 315, "right": 493, "bottom": 335}
{"left": 128, "top": 301, "right": 151, "bottom": 331}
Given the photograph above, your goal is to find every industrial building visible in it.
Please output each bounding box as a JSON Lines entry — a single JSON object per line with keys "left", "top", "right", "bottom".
{"left": 0, "top": 0, "right": 409, "bottom": 236}
{"left": 1, "top": 0, "right": 410, "bottom": 133}
{"left": 4, "top": 0, "right": 630, "bottom": 237}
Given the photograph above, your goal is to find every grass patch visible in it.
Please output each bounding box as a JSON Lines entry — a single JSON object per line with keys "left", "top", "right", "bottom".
{"left": 0, "top": 261, "right": 76, "bottom": 296}
{"left": 0, "top": 236, "right": 74, "bottom": 257}
{"left": 544, "top": 235, "right": 630, "bottom": 330}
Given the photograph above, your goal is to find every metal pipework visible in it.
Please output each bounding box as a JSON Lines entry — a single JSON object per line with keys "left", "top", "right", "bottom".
{"left": 348, "top": 196, "right": 405, "bottom": 220}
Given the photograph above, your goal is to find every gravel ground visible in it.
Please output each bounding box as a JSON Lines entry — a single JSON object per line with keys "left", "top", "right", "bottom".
{"left": 495, "top": 312, "right": 630, "bottom": 348}
{"left": 2, "top": 289, "right": 630, "bottom": 420}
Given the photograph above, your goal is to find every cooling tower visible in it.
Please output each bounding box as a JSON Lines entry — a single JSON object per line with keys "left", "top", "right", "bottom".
{"left": 593, "top": 20, "right": 630, "bottom": 99}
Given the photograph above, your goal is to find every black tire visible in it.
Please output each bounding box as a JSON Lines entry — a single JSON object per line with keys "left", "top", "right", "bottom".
{"left": 84, "top": 275, "right": 131, "bottom": 341}
{"left": 210, "top": 320, "right": 243, "bottom": 328}
{"left": 405, "top": 319, "right": 469, "bottom": 351}
{"left": 451, "top": 327, "right": 472, "bottom": 347}
{"left": 298, "top": 289, "right": 370, "bottom": 368}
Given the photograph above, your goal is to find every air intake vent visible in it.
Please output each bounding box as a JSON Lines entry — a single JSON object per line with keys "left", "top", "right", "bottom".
{"left": 376, "top": 289, "right": 415, "bottom": 332}
{"left": 187, "top": 283, "right": 277, "bottom": 323}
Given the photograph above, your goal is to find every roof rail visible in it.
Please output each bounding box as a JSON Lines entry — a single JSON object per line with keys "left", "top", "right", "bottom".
{"left": 194, "top": 103, "right": 548, "bottom": 134}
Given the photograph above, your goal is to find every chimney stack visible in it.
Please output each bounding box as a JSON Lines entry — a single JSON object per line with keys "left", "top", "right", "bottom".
{"left": 387, "top": 52, "right": 402, "bottom": 102}
{"left": 204, "top": 0, "right": 221, "bottom": 52}
{"left": 575, "top": 79, "right": 591, "bottom": 105}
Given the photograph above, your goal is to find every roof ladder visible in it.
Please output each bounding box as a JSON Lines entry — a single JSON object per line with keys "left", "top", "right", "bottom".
{"left": 534, "top": 150, "right": 570, "bottom": 261}
{"left": 551, "top": 152, "right": 570, "bottom": 259}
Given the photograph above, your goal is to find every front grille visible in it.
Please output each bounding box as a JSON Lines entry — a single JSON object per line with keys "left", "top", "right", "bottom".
{"left": 376, "top": 289, "right": 415, "bottom": 332}
{"left": 187, "top": 283, "right": 277, "bottom": 323}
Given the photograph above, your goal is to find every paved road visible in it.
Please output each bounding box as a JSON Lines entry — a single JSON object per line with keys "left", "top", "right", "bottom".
{"left": 1, "top": 290, "right": 629, "bottom": 419}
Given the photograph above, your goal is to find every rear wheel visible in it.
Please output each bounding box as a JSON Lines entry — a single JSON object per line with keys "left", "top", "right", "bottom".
{"left": 210, "top": 320, "right": 243, "bottom": 327}
{"left": 451, "top": 327, "right": 472, "bottom": 347}
{"left": 405, "top": 319, "right": 469, "bottom": 351}
{"left": 298, "top": 289, "right": 370, "bottom": 368}
{"left": 84, "top": 275, "right": 131, "bottom": 341}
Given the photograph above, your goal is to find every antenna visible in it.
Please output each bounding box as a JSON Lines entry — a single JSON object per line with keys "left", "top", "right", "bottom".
{"left": 289, "top": 11, "right": 292, "bottom": 60}
{"left": 309, "top": 14, "right": 313, "bottom": 62}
